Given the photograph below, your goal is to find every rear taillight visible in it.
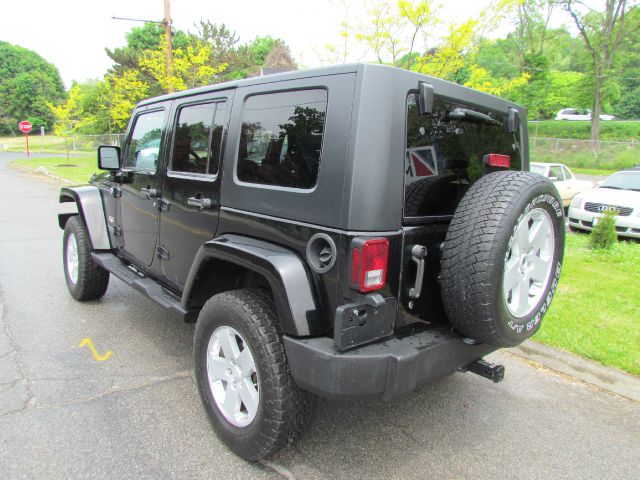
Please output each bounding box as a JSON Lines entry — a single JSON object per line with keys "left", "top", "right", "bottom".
{"left": 350, "top": 238, "right": 389, "bottom": 293}
{"left": 483, "top": 153, "right": 510, "bottom": 168}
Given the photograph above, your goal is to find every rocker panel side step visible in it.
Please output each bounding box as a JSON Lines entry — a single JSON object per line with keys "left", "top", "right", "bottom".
{"left": 91, "top": 252, "right": 196, "bottom": 320}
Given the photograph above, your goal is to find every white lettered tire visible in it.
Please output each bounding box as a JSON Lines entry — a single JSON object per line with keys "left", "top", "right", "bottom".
{"left": 440, "top": 171, "right": 565, "bottom": 346}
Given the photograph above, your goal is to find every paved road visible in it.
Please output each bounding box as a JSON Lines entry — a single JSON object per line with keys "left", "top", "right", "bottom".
{"left": 1, "top": 152, "right": 639, "bottom": 479}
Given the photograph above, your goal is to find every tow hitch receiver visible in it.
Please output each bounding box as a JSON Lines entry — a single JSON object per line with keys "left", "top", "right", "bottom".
{"left": 465, "top": 359, "right": 505, "bottom": 383}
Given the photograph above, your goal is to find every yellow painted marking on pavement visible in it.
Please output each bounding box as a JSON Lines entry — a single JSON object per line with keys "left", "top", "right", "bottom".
{"left": 79, "top": 338, "right": 112, "bottom": 362}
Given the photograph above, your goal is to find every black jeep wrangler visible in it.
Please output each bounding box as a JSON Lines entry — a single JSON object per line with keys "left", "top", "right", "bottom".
{"left": 59, "top": 64, "right": 564, "bottom": 460}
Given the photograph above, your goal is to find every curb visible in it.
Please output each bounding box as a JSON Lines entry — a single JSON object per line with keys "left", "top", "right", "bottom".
{"left": 509, "top": 340, "right": 640, "bottom": 402}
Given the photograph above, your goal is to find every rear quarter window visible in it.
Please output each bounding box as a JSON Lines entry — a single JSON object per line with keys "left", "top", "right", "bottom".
{"left": 236, "top": 89, "right": 328, "bottom": 190}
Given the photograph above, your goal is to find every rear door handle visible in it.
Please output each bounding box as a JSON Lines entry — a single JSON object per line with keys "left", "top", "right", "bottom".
{"left": 140, "top": 187, "right": 160, "bottom": 198}
{"left": 187, "top": 196, "right": 215, "bottom": 210}
{"left": 409, "top": 244, "right": 427, "bottom": 299}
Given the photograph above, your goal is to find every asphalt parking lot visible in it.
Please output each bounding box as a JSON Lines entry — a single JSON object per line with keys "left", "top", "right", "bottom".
{"left": 1, "top": 152, "right": 639, "bottom": 479}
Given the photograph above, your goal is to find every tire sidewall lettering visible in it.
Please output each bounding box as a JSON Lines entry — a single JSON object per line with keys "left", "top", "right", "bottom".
{"left": 504, "top": 192, "right": 563, "bottom": 337}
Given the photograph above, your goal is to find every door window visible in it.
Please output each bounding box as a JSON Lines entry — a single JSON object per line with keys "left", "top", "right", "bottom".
{"left": 236, "top": 89, "right": 327, "bottom": 189}
{"left": 561, "top": 165, "right": 573, "bottom": 180}
{"left": 125, "top": 110, "right": 165, "bottom": 171}
{"left": 171, "top": 102, "right": 227, "bottom": 175}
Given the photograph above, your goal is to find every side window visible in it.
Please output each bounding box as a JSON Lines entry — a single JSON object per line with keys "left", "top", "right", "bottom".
{"left": 171, "top": 101, "right": 226, "bottom": 175}
{"left": 549, "top": 166, "right": 564, "bottom": 181}
{"left": 125, "top": 110, "right": 165, "bottom": 171}
{"left": 561, "top": 165, "right": 573, "bottom": 180}
{"left": 236, "top": 89, "right": 327, "bottom": 189}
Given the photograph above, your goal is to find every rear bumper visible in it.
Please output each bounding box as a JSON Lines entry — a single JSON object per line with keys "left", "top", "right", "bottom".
{"left": 283, "top": 326, "right": 496, "bottom": 400}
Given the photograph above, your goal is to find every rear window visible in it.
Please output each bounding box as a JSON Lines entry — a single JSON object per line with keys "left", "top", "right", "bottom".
{"left": 236, "top": 89, "right": 327, "bottom": 189}
{"left": 404, "top": 94, "right": 521, "bottom": 217}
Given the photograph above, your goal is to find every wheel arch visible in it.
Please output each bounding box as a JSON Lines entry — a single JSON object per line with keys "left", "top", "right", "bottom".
{"left": 183, "top": 234, "right": 325, "bottom": 337}
{"left": 59, "top": 186, "right": 111, "bottom": 250}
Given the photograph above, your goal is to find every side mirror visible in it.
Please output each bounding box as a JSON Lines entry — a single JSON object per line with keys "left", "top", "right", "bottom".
{"left": 549, "top": 176, "right": 558, "bottom": 182}
{"left": 98, "top": 145, "right": 121, "bottom": 171}
{"left": 418, "top": 82, "right": 434, "bottom": 115}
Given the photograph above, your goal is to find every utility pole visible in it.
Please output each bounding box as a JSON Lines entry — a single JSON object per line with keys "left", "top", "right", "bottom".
{"left": 112, "top": 0, "right": 174, "bottom": 93}
{"left": 163, "top": 0, "right": 174, "bottom": 93}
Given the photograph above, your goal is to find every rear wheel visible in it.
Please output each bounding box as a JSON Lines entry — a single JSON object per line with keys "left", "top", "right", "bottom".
{"left": 194, "top": 289, "right": 315, "bottom": 460}
{"left": 63, "top": 216, "right": 110, "bottom": 300}
{"left": 440, "top": 171, "right": 565, "bottom": 347}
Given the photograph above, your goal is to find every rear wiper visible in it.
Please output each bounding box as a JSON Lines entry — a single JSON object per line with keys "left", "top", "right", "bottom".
{"left": 444, "top": 108, "right": 500, "bottom": 125}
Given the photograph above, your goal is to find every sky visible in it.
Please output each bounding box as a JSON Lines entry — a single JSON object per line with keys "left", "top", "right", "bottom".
{"left": 1, "top": 0, "right": 536, "bottom": 87}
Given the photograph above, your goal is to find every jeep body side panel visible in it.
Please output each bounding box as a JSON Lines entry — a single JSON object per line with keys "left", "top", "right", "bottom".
{"left": 182, "top": 234, "right": 322, "bottom": 336}
{"left": 59, "top": 186, "right": 111, "bottom": 250}
{"left": 216, "top": 207, "right": 404, "bottom": 340}
{"left": 344, "top": 64, "right": 529, "bottom": 232}
{"left": 220, "top": 72, "right": 356, "bottom": 228}
{"left": 158, "top": 90, "right": 234, "bottom": 288}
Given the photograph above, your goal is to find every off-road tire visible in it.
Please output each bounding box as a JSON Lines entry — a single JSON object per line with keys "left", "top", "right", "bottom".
{"left": 63, "top": 216, "right": 110, "bottom": 301}
{"left": 440, "top": 171, "right": 564, "bottom": 347}
{"left": 194, "top": 289, "right": 315, "bottom": 461}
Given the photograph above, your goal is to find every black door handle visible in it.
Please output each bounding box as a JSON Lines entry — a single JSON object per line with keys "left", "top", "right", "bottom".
{"left": 140, "top": 187, "right": 160, "bottom": 198}
{"left": 187, "top": 196, "right": 215, "bottom": 210}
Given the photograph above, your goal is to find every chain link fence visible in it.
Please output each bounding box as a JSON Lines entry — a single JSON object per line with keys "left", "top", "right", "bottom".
{"left": 0, "top": 134, "right": 125, "bottom": 155}
{"left": 530, "top": 137, "right": 638, "bottom": 171}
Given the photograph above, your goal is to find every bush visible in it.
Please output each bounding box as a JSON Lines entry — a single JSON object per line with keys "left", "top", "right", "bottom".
{"left": 589, "top": 210, "right": 618, "bottom": 250}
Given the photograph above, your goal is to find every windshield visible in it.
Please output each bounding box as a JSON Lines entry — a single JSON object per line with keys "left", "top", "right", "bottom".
{"left": 530, "top": 164, "right": 545, "bottom": 176}
{"left": 600, "top": 171, "right": 640, "bottom": 191}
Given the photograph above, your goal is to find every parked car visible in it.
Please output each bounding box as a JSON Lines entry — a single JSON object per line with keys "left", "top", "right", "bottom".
{"left": 555, "top": 108, "right": 615, "bottom": 121}
{"left": 58, "top": 64, "right": 565, "bottom": 460}
{"left": 530, "top": 162, "right": 594, "bottom": 207}
{"left": 568, "top": 168, "right": 640, "bottom": 239}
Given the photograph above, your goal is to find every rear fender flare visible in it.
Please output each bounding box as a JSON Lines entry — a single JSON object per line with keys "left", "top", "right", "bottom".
{"left": 59, "top": 186, "right": 111, "bottom": 250}
{"left": 183, "top": 234, "right": 323, "bottom": 337}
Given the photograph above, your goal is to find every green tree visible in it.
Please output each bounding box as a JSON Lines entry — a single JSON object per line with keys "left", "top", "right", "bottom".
{"left": 563, "top": 0, "right": 638, "bottom": 143}
{"left": 0, "top": 41, "right": 65, "bottom": 133}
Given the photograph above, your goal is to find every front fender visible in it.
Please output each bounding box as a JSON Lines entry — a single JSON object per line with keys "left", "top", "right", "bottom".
{"left": 183, "top": 234, "right": 323, "bottom": 337}
{"left": 59, "top": 186, "right": 111, "bottom": 250}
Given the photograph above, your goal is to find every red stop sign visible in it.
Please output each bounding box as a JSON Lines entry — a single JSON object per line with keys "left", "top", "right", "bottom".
{"left": 19, "top": 121, "right": 32, "bottom": 134}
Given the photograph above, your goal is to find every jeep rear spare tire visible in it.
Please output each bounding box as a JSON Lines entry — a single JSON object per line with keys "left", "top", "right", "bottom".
{"left": 440, "top": 171, "right": 564, "bottom": 347}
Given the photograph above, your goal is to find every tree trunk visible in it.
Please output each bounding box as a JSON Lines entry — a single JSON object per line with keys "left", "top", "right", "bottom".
{"left": 591, "top": 74, "right": 602, "bottom": 151}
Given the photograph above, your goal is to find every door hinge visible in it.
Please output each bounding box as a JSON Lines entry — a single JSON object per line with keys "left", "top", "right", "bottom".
{"left": 109, "top": 225, "right": 122, "bottom": 236}
{"left": 110, "top": 186, "right": 121, "bottom": 198}
{"left": 156, "top": 245, "right": 170, "bottom": 260}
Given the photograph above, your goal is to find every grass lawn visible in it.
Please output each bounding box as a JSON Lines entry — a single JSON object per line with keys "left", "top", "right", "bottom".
{"left": 535, "top": 233, "right": 640, "bottom": 375}
{"left": 530, "top": 120, "right": 640, "bottom": 141}
{"left": 10, "top": 155, "right": 97, "bottom": 184}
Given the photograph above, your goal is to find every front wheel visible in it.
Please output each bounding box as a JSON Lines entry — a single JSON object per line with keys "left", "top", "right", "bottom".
{"left": 63, "top": 216, "right": 110, "bottom": 300}
{"left": 194, "top": 289, "right": 315, "bottom": 461}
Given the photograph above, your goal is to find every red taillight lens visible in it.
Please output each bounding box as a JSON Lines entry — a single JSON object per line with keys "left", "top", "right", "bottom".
{"left": 483, "top": 153, "right": 510, "bottom": 168}
{"left": 350, "top": 238, "right": 389, "bottom": 293}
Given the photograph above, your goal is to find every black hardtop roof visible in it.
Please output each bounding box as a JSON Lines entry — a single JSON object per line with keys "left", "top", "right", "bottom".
{"left": 136, "top": 63, "right": 524, "bottom": 112}
{"left": 137, "top": 63, "right": 358, "bottom": 106}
